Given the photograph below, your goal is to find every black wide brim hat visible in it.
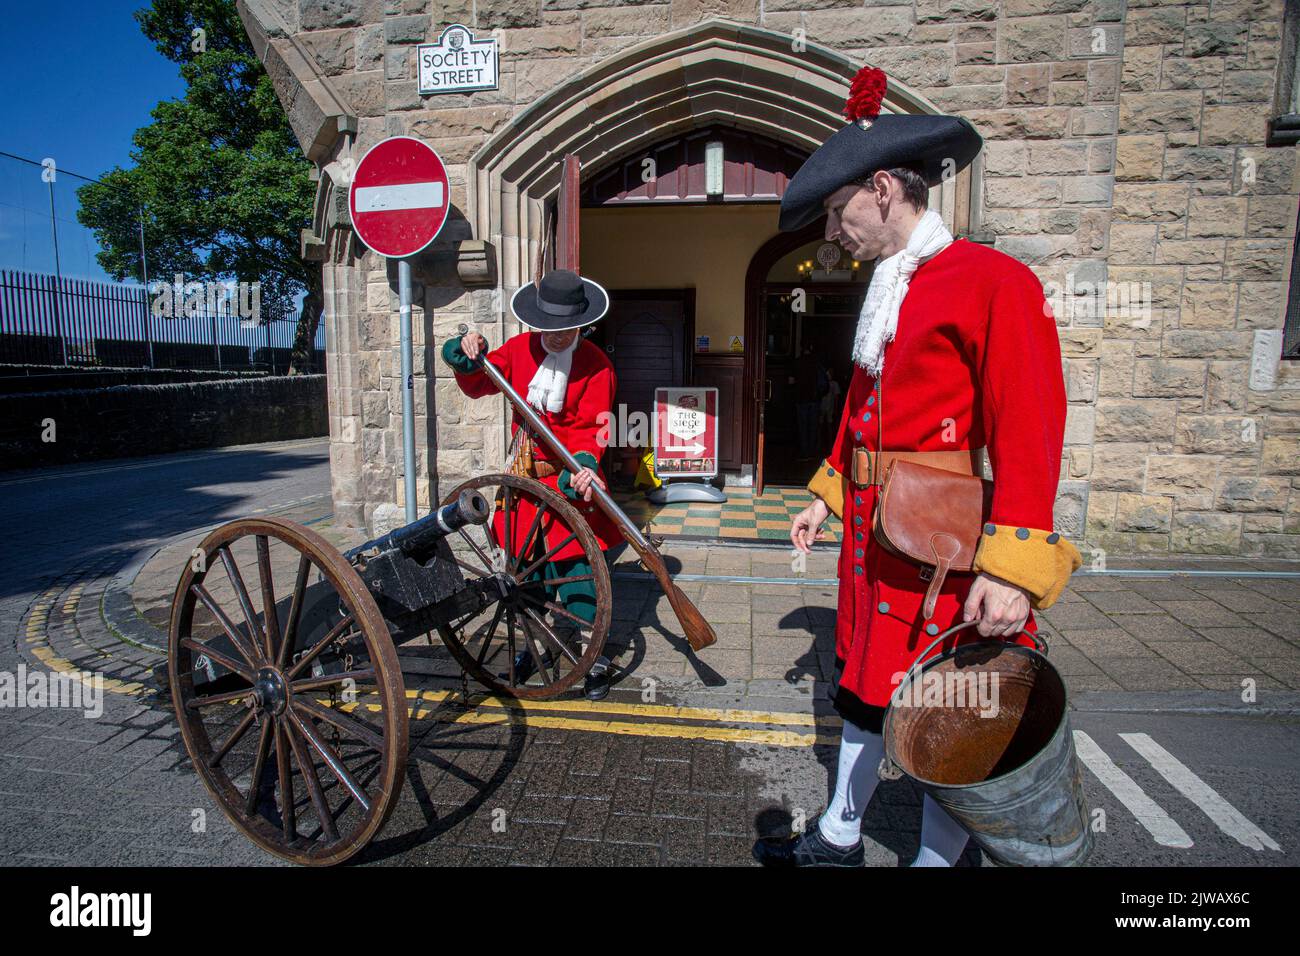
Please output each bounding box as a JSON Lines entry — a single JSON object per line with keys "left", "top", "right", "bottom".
{"left": 778, "top": 113, "right": 984, "bottom": 232}
{"left": 510, "top": 268, "right": 610, "bottom": 332}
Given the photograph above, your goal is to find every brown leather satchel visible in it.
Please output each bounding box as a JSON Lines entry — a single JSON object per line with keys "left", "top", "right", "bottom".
{"left": 872, "top": 458, "right": 994, "bottom": 621}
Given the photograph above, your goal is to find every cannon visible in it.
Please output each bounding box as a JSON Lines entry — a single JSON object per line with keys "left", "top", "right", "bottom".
{"left": 166, "top": 346, "right": 715, "bottom": 865}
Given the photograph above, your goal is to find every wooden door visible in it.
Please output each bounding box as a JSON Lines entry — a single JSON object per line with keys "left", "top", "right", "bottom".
{"left": 600, "top": 296, "right": 687, "bottom": 422}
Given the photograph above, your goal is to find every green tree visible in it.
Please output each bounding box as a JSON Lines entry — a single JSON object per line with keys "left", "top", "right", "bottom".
{"left": 77, "top": 0, "right": 322, "bottom": 373}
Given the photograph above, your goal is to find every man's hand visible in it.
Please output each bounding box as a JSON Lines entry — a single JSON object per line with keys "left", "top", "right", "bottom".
{"left": 570, "top": 467, "right": 605, "bottom": 502}
{"left": 790, "top": 497, "right": 831, "bottom": 554}
{"left": 460, "top": 331, "right": 488, "bottom": 361}
{"left": 963, "top": 572, "right": 1031, "bottom": 638}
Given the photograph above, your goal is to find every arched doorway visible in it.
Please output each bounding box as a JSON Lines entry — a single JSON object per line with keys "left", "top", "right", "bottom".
{"left": 467, "top": 17, "right": 978, "bottom": 490}
{"left": 466, "top": 17, "right": 969, "bottom": 296}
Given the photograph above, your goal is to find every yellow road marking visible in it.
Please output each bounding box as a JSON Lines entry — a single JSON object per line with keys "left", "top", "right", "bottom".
{"left": 23, "top": 590, "right": 147, "bottom": 697}
{"left": 27, "top": 643, "right": 146, "bottom": 697}
{"left": 22, "top": 582, "right": 840, "bottom": 744}
{"left": 340, "top": 699, "right": 834, "bottom": 747}
{"left": 402, "top": 687, "right": 838, "bottom": 728}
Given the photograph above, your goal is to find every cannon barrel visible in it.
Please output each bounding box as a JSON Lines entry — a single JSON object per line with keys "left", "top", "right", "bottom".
{"left": 345, "top": 488, "right": 490, "bottom": 563}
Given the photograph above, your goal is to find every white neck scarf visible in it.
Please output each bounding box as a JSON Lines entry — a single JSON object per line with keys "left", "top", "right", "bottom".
{"left": 527, "top": 334, "right": 578, "bottom": 414}
{"left": 851, "top": 208, "right": 953, "bottom": 376}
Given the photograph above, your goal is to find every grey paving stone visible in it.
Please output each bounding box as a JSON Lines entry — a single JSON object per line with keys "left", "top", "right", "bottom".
{"left": 1093, "top": 659, "right": 1204, "bottom": 691}
{"left": 1081, "top": 590, "right": 1166, "bottom": 614}
{"left": 562, "top": 797, "right": 611, "bottom": 842}
{"left": 1193, "top": 588, "right": 1290, "bottom": 614}
{"left": 603, "top": 813, "right": 665, "bottom": 847}
{"left": 1107, "top": 614, "right": 1205, "bottom": 642}
{"left": 506, "top": 822, "right": 564, "bottom": 865}
{"left": 1240, "top": 612, "right": 1300, "bottom": 642}
{"left": 1038, "top": 602, "right": 1115, "bottom": 630}
{"left": 1057, "top": 628, "right": 1152, "bottom": 659}
{"left": 1248, "top": 660, "right": 1300, "bottom": 689}
{"left": 1196, "top": 627, "right": 1300, "bottom": 660}
{"left": 1147, "top": 642, "right": 1253, "bottom": 675}
{"left": 1150, "top": 601, "right": 1247, "bottom": 628}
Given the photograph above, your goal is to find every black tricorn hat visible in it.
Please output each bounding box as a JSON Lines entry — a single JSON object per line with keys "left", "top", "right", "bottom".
{"left": 779, "top": 66, "right": 983, "bottom": 232}
{"left": 510, "top": 268, "right": 610, "bottom": 332}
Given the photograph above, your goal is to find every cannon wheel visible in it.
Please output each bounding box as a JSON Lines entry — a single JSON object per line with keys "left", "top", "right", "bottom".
{"left": 167, "top": 517, "right": 408, "bottom": 866}
{"left": 438, "top": 474, "right": 612, "bottom": 699}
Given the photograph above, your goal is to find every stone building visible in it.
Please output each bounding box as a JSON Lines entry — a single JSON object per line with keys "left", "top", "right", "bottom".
{"left": 239, "top": 0, "right": 1300, "bottom": 558}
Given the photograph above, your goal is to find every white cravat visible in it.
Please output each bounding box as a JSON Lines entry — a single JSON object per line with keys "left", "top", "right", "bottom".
{"left": 851, "top": 208, "right": 953, "bottom": 376}
{"left": 526, "top": 334, "right": 578, "bottom": 413}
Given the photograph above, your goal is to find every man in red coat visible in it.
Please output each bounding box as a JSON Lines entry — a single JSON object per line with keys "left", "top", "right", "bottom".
{"left": 443, "top": 269, "right": 623, "bottom": 700}
{"left": 756, "top": 67, "right": 1082, "bottom": 867}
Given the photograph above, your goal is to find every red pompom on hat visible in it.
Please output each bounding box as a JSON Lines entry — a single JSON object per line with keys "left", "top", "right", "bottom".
{"left": 844, "top": 65, "right": 887, "bottom": 128}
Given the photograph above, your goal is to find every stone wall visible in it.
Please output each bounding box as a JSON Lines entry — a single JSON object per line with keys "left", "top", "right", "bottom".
{"left": 244, "top": 0, "right": 1300, "bottom": 556}
{"left": 0, "top": 376, "right": 328, "bottom": 470}
{"left": 1090, "top": 0, "right": 1300, "bottom": 558}
{"left": 0, "top": 364, "right": 275, "bottom": 395}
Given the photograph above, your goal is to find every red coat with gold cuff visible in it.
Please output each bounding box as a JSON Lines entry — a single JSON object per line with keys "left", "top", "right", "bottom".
{"left": 807, "top": 238, "right": 1082, "bottom": 710}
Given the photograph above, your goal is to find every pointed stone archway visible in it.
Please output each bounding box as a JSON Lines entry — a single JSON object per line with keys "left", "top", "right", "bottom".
{"left": 467, "top": 17, "right": 978, "bottom": 488}
{"left": 467, "top": 17, "right": 979, "bottom": 300}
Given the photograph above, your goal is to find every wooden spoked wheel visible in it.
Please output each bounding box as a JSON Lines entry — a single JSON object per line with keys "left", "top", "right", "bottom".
{"left": 167, "top": 517, "right": 409, "bottom": 866}
{"left": 438, "top": 474, "right": 612, "bottom": 699}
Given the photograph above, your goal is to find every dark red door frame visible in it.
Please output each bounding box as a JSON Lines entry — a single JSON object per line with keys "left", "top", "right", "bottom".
{"left": 556, "top": 154, "right": 581, "bottom": 274}
{"left": 742, "top": 219, "right": 831, "bottom": 493}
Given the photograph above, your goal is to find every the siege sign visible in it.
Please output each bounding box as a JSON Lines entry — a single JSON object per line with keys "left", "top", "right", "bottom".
{"left": 654, "top": 388, "right": 719, "bottom": 479}
{"left": 418, "top": 24, "right": 499, "bottom": 94}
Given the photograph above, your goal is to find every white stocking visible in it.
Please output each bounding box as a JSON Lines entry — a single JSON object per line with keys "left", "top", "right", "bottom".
{"left": 817, "top": 720, "right": 885, "bottom": 847}
{"left": 911, "top": 793, "right": 971, "bottom": 866}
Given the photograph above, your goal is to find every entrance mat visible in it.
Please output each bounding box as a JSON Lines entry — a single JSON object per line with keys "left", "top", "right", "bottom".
{"left": 614, "top": 486, "right": 843, "bottom": 543}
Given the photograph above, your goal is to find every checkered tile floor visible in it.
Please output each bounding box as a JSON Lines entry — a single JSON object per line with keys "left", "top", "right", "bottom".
{"left": 614, "top": 485, "right": 843, "bottom": 543}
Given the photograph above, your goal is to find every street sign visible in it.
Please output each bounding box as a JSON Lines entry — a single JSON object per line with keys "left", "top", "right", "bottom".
{"left": 347, "top": 136, "right": 450, "bottom": 522}
{"left": 653, "top": 387, "right": 719, "bottom": 479}
{"left": 348, "top": 136, "right": 450, "bottom": 259}
{"left": 418, "top": 24, "right": 499, "bottom": 95}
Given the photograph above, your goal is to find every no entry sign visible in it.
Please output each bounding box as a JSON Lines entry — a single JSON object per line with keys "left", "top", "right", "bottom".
{"left": 654, "top": 387, "right": 719, "bottom": 479}
{"left": 348, "top": 136, "right": 449, "bottom": 259}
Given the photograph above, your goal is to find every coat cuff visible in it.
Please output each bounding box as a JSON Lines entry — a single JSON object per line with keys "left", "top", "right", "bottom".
{"left": 559, "top": 451, "right": 599, "bottom": 500}
{"left": 807, "top": 459, "right": 846, "bottom": 521}
{"left": 972, "top": 524, "right": 1083, "bottom": 609}
{"left": 441, "top": 335, "right": 480, "bottom": 375}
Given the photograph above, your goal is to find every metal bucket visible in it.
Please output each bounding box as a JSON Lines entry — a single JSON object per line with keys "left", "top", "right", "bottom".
{"left": 882, "top": 620, "right": 1093, "bottom": 866}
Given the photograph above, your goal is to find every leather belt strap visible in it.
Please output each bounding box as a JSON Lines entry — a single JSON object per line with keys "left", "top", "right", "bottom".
{"left": 852, "top": 446, "right": 984, "bottom": 488}
{"left": 531, "top": 460, "right": 560, "bottom": 479}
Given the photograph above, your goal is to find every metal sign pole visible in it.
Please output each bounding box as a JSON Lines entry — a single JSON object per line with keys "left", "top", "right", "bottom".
{"left": 398, "top": 257, "right": 417, "bottom": 523}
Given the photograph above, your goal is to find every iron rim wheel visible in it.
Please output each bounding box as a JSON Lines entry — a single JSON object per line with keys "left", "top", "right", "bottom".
{"left": 438, "top": 474, "right": 612, "bottom": 700}
{"left": 167, "top": 517, "right": 408, "bottom": 866}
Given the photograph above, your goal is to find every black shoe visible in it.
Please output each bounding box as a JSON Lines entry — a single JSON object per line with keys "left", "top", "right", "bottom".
{"left": 583, "top": 656, "right": 612, "bottom": 701}
{"left": 500, "top": 650, "right": 552, "bottom": 683}
{"left": 753, "top": 825, "right": 864, "bottom": 867}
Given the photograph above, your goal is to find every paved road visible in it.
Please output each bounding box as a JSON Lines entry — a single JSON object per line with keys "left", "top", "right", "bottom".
{"left": 0, "top": 438, "right": 331, "bottom": 600}
{"left": 0, "top": 440, "right": 331, "bottom": 864}
{"left": 0, "top": 440, "right": 1296, "bottom": 867}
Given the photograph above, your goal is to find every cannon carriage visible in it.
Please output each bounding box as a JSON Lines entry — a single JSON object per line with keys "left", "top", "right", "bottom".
{"left": 167, "top": 352, "right": 714, "bottom": 865}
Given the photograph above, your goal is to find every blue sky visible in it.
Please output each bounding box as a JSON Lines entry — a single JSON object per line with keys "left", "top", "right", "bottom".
{"left": 1, "top": 2, "right": 185, "bottom": 282}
